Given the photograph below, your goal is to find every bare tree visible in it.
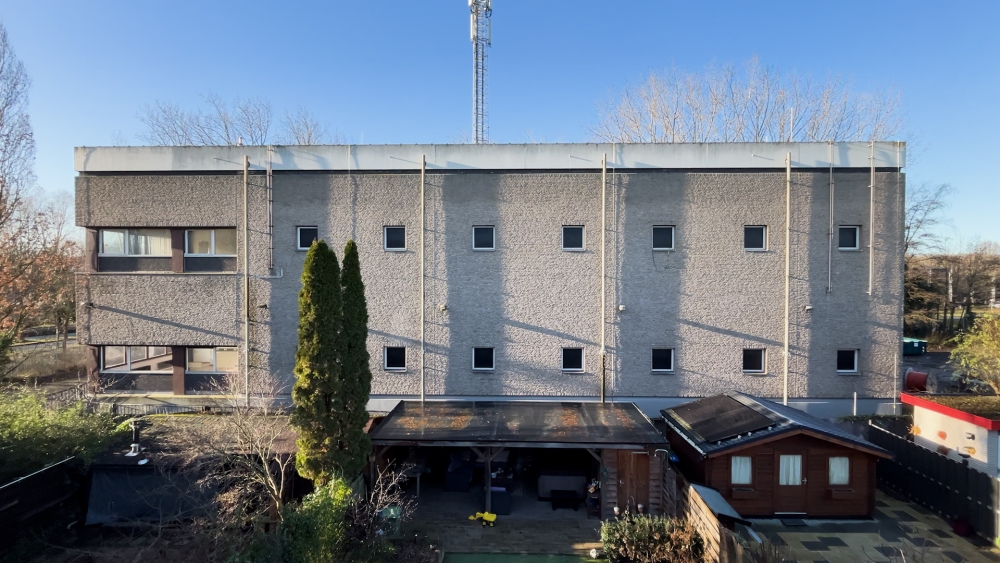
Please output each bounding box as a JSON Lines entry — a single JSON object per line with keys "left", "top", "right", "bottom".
{"left": 903, "top": 183, "right": 952, "bottom": 333}
{"left": 138, "top": 94, "right": 335, "bottom": 146}
{"left": 279, "top": 107, "right": 340, "bottom": 145}
{"left": 591, "top": 56, "right": 903, "bottom": 143}
{"left": 159, "top": 369, "right": 296, "bottom": 523}
{"left": 0, "top": 22, "right": 48, "bottom": 376}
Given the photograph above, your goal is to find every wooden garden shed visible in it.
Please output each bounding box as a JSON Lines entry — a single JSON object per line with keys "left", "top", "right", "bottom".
{"left": 662, "top": 393, "right": 891, "bottom": 518}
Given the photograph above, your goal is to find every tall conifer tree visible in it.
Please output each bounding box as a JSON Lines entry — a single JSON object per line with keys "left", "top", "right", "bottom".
{"left": 337, "top": 239, "right": 372, "bottom": 478}
{"left": 290, "top": 240, "right": 343, "bottom": 484}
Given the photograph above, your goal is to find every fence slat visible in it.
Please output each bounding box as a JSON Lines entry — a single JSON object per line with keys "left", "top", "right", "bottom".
{"left": 870, "top": 423, "right": 996, "bottom": 543}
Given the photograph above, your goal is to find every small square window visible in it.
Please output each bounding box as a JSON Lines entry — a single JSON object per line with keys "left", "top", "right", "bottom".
{"left": 473, "top": 226, "right": 495, "bottom": 250}
{"left": 297, "top": 226, "right": 318, "bottom": 251}
{"left": 731, "top": 456, "right": 752, "bottom": 485}
{"left": 651, "top": 348, "right": 674, "bottom": 372}
{"left": 744, "top": 226, "right": 767, "bottom": 251}
{"left": 838, "top": 226, "right": 860, "bottom": 250}
{"left": 562, "top": 347, "right": 584, "bottom": 371}
{"left": 836, "top": 349, "right": 858, "bottom": 373}
{"left": 742, "top": 349, "right": 765, "bottom": 373}
{"left": 473, "top": 347, "right": 495, "bottom": 370}
{"left": 384, "top": 227, "right": 406, "bottom": 251}
{"left": 384, "top": 346, "right": 406, "bottom": 370}
{"left": 652, "top": 226, "right": 675, "bottom": 250}
{"left": 829, "top": 456, "right": 850, "bottom": 485}
{"left": 562, "top": 226, "right": 584, "bottom": 251}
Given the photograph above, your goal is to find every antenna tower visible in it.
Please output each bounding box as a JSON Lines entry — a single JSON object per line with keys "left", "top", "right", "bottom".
{"left": 470, "top": 0, "right": 492, "bottom": 144}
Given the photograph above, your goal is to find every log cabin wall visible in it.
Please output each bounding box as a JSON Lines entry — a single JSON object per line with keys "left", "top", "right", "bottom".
{"left": 703, "top": 433, "right": 876, "bottom": 517}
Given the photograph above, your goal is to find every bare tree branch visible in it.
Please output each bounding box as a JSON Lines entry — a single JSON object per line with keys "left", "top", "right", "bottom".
{"left": 591, "top": 56, "right": 903, "bottom": 143}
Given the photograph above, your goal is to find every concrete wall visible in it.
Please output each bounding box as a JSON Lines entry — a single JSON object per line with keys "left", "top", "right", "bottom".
{"left": 76, "top": 160, "right": 904, "bottom": 407}
{"left": 913, "top": 406, "right": 997, "bottom": 476}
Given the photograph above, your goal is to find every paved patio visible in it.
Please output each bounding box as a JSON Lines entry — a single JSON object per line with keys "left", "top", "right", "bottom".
{"left": 752, "top": 491, "right": 1000, "bottom": 563}
{"left": 401, "top": 481, "right": 602, "bottom": 556}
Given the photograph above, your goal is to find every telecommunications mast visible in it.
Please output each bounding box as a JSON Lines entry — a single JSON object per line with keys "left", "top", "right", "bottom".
{"left": 470, "top": 0, "right": 492, "bottom": 144}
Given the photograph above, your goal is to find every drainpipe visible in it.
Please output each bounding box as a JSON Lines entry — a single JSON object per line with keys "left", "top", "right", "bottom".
{"left": 783, "top": 153, "right": 791, "bottom": 406}
{"left": 267, "top": 146, "right": 274, "bottom": 275}
{"left": 827, "top": 141, "right": 834, "bottom": 293}
{"left": 243, "top": 155, "right": 251, "bottom": 405}
{"left": 420, "top": 155, "right": 426, "bottom": 403}
{"left": 868, "top": 142, "right": 875, "bottom": 296}
{"left": 600, "top": 154, "right": 607, "bottom": 403}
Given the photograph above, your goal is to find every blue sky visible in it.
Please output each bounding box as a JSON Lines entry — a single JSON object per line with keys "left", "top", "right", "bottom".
{"left": 3, "top": 1, "right": 998, "bottom": 243}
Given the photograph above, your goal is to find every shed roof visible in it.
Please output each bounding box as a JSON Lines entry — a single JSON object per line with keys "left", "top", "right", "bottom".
{"left": 661, "top": 393, "right": 890, "bottom": 458}
{"left": 369, "top": 400, "right": 665, "bottom": 449}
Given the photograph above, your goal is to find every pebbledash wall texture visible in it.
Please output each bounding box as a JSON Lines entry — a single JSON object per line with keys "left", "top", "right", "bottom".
{"left": 74, "top": 143, "right": 905, "bottom": 416}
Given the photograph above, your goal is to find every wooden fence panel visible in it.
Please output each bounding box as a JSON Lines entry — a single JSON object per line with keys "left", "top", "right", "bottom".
{"left": 870, "top": 424, "right": 998, "bottom": 542}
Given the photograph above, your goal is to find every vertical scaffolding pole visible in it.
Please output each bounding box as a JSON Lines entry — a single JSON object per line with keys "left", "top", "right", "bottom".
{"left": 420, "top": 155, "right": 426, "bottom": 402}
{"left": 600, "top": 154, "right": 607, "bottom": 403}
{"left": 868, "top": 142, "right": 875, "bottom": 296}
{"left": 242, "top": 155, "right": 250, "bottom": 405}
{"left": 783, "top": 153, "right": 791, "bottom": 406}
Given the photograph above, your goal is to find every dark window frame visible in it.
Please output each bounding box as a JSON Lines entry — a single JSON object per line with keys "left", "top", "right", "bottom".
{"left": 744, "top": 225, "right": 767, "bottom": 251}
{"left": 472, "top": 226, "right": 495, "bottom": 251}
{"left": 562, "top": 347, "right": 584, "bottom": 371}
{"left": 652, "top": 226, "right": 675, "bottom": 251}
{"left": 561, "top": 226, "right": 585, "bottom": 251}
{"left": 472, "top": 347, "right": 495, "bottom": 370}
{"left": 384, "top": 226, "right": 407, "bottom": 251}
{"left": 742, "top": 348, "right": 766, "bottom": 373}
{"left": 838, "top": 225, "right": 861, "bottom": 250}
{"left": 836, "top": 349, "right": 859, "bottom": 373}
{"left": 384, "top": 346, "right": 406, "bottom": 370}
{"left": 651, "top": 348, "right": 674, "bottom": 372}
{"left": 297, "top": 226, "right": 319, "bottom": 251}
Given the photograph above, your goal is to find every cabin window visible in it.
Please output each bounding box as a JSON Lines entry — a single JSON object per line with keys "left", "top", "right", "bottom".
{"left": 829, "top": 456, "right": 850, "bottom": 485}
{"left": 779, "top": 455, "right": 802, "bottom": 486}
{"left": 730, "top": 456, "right": 752, "bottom": 485}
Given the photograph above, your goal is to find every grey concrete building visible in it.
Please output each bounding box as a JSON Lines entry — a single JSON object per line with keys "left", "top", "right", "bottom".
{"left": 74, "top": 142, "right": 905, "bottom": 416}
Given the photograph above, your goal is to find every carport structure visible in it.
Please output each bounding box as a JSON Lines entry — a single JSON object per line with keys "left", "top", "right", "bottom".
{"left": 369, "top": 400, "right": 667, "bottom": 517}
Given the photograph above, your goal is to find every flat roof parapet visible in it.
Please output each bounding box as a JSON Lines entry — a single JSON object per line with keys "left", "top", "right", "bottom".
{"left": 75, "top": 142, "right": 905, "bottom": 173}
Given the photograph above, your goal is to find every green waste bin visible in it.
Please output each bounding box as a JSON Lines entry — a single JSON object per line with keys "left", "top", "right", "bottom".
{"left": 379, "top": 505, "right": 401, "bottom": 538}
{"left": 903, "top": 337, "right": 927, "bottom": 356}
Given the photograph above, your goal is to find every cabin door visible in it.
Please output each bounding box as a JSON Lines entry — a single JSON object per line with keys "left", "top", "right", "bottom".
{"left": 774, "top": 452, "right": 808, "bottom": 514}
{"left": 617, "top": 450, "right": 650, "bottom": 513}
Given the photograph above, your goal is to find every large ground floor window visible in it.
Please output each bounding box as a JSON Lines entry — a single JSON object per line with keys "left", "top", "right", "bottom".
{"left": 101, "top": 346, "right": 172, "bottom": 372}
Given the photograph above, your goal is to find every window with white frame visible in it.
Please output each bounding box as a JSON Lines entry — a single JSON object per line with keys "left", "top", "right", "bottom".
{"left": 836, "top": 349, "right": 858, "bottom": 373}
{"left": 473, "top": 226, "right": 495, "bottom": 250}
{"left": 562, "top": 347, "right": 584, "bottom": 371}
{"left": 743, "top": 226, "right": 767, "bottom": 251}
{"left": 384, "top": 227, "right": 406, "bottom": 251}
{"left": 100, "top": 229, "right": 171, "bottom": 256}
{"left": 297, "top": 226, "right": 318, "bottom": 251}
{"left": 562, "top": 226, "right": 584, "bottom": 251}
{"left": 829, "top": 456, "right": 850, "bottom": 485}
{"left": 101, "top": 346, "right": 173, "bottom": 372}
{"left": 186, "top": 347, "right": 238, "bottom": 373}
{"left": 838, "top": 226, "right": 860, "bottom": 250}
{"left": 186, "top": 229, "right": 237, "bottom": 256}
{"left": 652, "top": 226, "right": 675, "bottom": 250}
{"left": 473, "top": 347, "right": 495, "bottom": 370}
{"left": 731, "top": 456, "right": 752, "bottom": 485}
{"left": 742, "top": 349, "right": 765, "bottom": 373}
{"left": 384, "top": 346, "right": 406, "bottom": 370}
{"left": 651, "top": 348, "right": 674, "bottom": 372}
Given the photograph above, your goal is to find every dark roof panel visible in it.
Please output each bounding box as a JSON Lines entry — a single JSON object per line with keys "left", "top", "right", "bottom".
{"left": 370, "top": 400, "right": 665, "bottom": 448}
{"left": 670, "top": 395, "right": 776, "bottom": 442}
{"left": 661, "top": 393, "right": 889, "bottom": 458}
